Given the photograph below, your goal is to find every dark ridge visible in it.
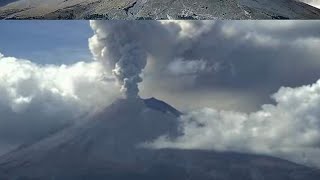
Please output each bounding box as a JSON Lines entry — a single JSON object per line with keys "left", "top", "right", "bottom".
{"left": 272, "top": 15, "right": 290, "bottom": 19}
{"left": 84, "top": 13, "right": 109, "bottom": 19}
{"left": 143, "top": 97, "right": 182, "bottom": 117}
{"left": 123, "top": 1, "right": 137, "bottom": 15}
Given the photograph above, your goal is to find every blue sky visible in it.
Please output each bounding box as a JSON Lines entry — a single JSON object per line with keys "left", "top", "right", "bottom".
{"left": 0, "top": 20, "right": 92, "bottom": 65}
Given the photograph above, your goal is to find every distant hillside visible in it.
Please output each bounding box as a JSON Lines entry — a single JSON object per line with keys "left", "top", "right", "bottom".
{"left": 0, "top": 0, "right": 320, "bottom": 19}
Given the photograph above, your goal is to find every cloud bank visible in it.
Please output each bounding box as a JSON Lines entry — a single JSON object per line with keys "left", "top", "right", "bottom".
{"left": 0, "top": 54, "right": 119, "bottom": 153}
{"left": 146, "top": 79, "right": 320, "bottom": 167}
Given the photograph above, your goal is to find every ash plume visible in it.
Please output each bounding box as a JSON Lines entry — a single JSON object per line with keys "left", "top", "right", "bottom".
{"left": 89, "top": 21, "right": 147, "bottom": 98}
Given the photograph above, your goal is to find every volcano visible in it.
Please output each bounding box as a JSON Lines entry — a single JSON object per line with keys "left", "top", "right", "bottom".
{"left": 0, "top": 0, "right": 320, "bottom": 19}
{"left": 0, "top": 97, "right": 320, "bottom": 180}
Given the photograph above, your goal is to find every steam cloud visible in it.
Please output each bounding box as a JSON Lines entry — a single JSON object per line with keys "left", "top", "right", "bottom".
{"left": 145, "top": 79, "right": 320, "bottom": 167}
{"left": 89, "top": 21, "right": 147, "bottom": 98}
{"left": 0, "top": 54, "right": 119, "bottom": 154}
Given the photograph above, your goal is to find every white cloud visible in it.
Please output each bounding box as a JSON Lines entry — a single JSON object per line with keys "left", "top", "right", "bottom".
{"left": 0, "top": 54, "right": 119, "bottom": 113}
{"left": 0, "top": 53, "right": 120, "bottom": 154}
{"left": 299, "top": 0, "right": 320, "bottom": 8}
{"left": 146, "top": 79, "right": 320, "bottom": 167}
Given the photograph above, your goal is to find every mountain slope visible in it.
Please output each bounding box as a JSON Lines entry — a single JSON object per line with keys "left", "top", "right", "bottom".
{"left": 0, "top": 97, "right": 320, "bottom": 180}
{"left": 0, "top": 0, "right": 320, "bottom": 19}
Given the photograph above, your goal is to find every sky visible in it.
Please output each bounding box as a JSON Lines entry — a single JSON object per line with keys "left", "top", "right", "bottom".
{"left": 0, "top": 0, "right": 17, "bottom": 6}
{"left": 0, "top": 21, "right": 92, "bottom": 65}
{"left": 1, "top": 20, "right": 320, "bottom": 168}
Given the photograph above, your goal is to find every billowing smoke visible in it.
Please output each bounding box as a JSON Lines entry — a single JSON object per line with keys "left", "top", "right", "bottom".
{"left": 88, "top": 20, "right": 216, "bottom": 98}
{"left": 89, "top": 21, "right": 147, "bottom": 98}
{"left": 88, "top": 20, "right": 320, "bottom": 111}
